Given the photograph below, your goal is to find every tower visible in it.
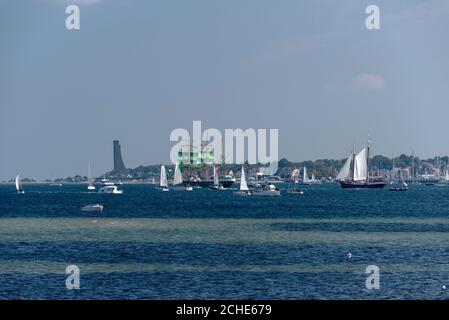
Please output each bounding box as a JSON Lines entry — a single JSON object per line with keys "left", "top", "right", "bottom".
{"left": 113, "top": 140, "right": 126, "bottom": 173}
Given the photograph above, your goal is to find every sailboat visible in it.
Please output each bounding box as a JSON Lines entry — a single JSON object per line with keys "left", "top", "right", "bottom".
{"left": 87, "top": 163, "right": 96, "bottom": 190}
{"left": 389, "top": 155, "right": 407, "bottom": 191}
{"left": 209, "top": 165, "right": 225, "bottom": 190}
{"left": 160, "top": 165, "right": 169, "bottom": 191}
{"left": 310, "top": 173, "right": 320, "bottom": 184}
{"left": 15, "top": 174, "right": 25, "bottom": 194}
{"left": 390, "top": 180, "right": 408, "bottom": 192}
{"left": 300, "top": 166, "right": 311, "bottom": 185}
{"left": 173, "top": 162, "right": 191, "bottom": 190}
{"left": 336, "top": 139, "right": 386, "bottom": 189}
{"left": 234, "top": 165, "right": 251, "bottom": 195}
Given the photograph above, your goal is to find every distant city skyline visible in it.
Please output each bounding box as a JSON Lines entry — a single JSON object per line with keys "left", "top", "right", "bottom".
{"left": 3, "top": 139, "right": 449, "bottom": 181}
{"left": 1, "top": 0, "right": 449, "bottom": 180}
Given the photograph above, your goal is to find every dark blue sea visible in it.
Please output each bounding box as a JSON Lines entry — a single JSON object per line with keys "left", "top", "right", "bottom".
{"left": 1, "top": 183, "right": 449, "bottom": 299}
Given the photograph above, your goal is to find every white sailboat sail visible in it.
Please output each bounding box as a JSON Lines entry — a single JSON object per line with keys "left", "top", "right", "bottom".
{"left": 445, "top": 170, "right": 449, "bottom": 182}
{"left": 353, "top": 148, "right": 368, "bottom": 181}
{"left": 173, "top": 162, "right": 183, "bottom": 186}
{"left": 239, "top": 165, "right": 249, "bottom": 191}
{"left": 160, "top": 165, "right": 168, "bottom": 188}
{"left": 336, "top": 154, "right": 352, "bottom": 181}
{"left": 311, "top": 173, "right": 316, "bottom": 182}
{"left": 213, "top": 165, "right": 219, "bottom": 186}
{"left": 303, "top": 166, "right": 309, "bottom": 183}
{"left": 87, "top": 163, "right": 96, "bottom": 190}
{"left": 15, "top": 174, "right": 21, "bottom": 192}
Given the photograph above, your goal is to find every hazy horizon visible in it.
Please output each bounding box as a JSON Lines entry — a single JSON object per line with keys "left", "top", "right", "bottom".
{"left": 2, "top": 0, "right": 449, "bottom": 180}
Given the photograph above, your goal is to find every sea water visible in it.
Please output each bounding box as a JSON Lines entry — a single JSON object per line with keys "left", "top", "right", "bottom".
{"left": 0, "top": 183, "right": 449, "bottom": 299}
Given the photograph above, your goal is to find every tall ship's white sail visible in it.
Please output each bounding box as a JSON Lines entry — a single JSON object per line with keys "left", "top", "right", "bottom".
{"left": 336, "top": 154, "right": 353, "bottom": 181}
{"left": 173, "top": 162, "right": 183, "bottom": 186}
{"left": 160, "top": 165, "right": 168, "bottom": 188}
{"left": 239, "top": 165, "right": 249, "bottom": 191}
{"left": 353, "top": 148, "right": 368, "bottom": 181}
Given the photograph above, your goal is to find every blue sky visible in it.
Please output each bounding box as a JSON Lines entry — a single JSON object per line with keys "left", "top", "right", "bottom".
{"left": 1, "top": 0, "right": 449, "bottom": 179}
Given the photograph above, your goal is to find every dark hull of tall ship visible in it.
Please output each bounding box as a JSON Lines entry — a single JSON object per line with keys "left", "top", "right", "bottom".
{"left": 182, "top": 179, "right": 235, "bottom": 188}
{"left": 339, "top": 181, "right": 386, "bottom": 189}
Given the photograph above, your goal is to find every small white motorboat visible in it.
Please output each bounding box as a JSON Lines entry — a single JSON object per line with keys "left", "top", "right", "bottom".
{"left": 286, "top": 188, "right": 304, "bottom": 195}
{"left": 81, "top": 204, "right": 104, "bottom": 212}
{"left": 98, "top": 185, "right": 123, "bottom": 194}
{"left": 252, "top": 183, "right": 281, "bottom": 196}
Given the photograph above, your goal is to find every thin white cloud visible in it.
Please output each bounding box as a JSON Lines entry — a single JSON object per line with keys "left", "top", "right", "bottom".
{"left": 349, "top": 73, "right": 385, "bottom": 91}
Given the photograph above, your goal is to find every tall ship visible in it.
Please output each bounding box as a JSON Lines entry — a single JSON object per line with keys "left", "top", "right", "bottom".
{"left": 177, "top": 142, "right": 236, "bottom": 188}
{"left": 336, "top": 139, "right": 386, "bottom": 189}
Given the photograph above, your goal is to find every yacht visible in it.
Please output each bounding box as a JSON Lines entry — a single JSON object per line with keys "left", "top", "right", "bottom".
{"left": 252, "top": 183, "right": 281, "bottom": 196}
{"left": 209, "top": 165, "right": 226, "bottom": 190}
{"left": 81, "top": 204, "right": 104, "bottom": 212}
{"left": 389, "top": 181, "right": 408, "bottom": 192}
{"left": 101, "top": 178, "right": 115, "bottom": 186}
{"left": 98, "top": 185, "right": 123, "bottom": 194}
{"left": 389, "top": 156, "right": 408, "bottom": 191}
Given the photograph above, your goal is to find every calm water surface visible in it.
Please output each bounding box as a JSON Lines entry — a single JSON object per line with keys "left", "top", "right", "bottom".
{"left": 1, "top": 183, "right": 449, "bottom": 299}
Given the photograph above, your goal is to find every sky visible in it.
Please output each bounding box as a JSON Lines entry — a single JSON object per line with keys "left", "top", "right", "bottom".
{"left": 1, "top": 0, "right": 449, "bottom": 179}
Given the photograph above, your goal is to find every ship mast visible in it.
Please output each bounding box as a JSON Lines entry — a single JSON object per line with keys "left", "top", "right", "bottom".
{"left": 351, "top": 144, "right": 355, "bottom": 182}
{"left": 221, "top": 136, "right": 225, "bottom": 177}
{"left": 366, "top": 136, "right": 371, "bottom": 185}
